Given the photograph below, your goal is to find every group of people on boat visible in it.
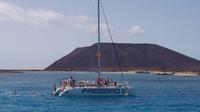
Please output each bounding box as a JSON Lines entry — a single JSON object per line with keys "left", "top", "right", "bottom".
{"left": 96, "top": 77, "right": 117, "bottom": 86}
{"left": 60, "top": 77, "right": 76, "bottom": 89}
{"left": 55, "top": 76, "right": 118, "bottom": 90}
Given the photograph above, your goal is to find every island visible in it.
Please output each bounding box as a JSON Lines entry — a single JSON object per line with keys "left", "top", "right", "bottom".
{"left": 45, "top": 43, "right": 200, "bottom": 76}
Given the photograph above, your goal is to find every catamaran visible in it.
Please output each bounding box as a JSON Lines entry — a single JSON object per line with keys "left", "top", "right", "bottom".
{"left": 53, "top": 0, "right": 130, "bottom": 96}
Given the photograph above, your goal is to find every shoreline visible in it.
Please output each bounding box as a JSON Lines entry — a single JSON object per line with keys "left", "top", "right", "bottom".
{"left": 0, "top": 69, "right": 199, "bottom": 76}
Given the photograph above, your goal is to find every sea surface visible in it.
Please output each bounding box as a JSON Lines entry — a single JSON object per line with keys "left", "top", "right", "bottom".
{"left": 0, "top": 71, "right": 200, "bottom": 112}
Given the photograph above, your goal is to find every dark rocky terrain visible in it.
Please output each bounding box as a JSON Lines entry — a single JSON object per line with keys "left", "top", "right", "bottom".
{"left": 45, "top": 43, "right": 200, "bottom": 72}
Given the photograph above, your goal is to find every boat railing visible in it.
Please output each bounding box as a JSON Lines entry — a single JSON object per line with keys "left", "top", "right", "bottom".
{"left": 73, "top": 80, "right": 127, "bottom": 88}
{"left": 59, "top": 79, "right": 127, "bottom": 90}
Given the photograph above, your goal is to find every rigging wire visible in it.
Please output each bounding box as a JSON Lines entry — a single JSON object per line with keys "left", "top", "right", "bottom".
{"left": 100, "top": 0, "right": 125, "bottom": 82}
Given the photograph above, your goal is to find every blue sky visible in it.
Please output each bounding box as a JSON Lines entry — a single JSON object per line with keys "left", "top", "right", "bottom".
{"left": 0, "top": 0, "right": 200, "bottom": 69}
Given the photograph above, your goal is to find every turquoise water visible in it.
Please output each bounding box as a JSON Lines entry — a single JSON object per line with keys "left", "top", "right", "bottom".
{"left": 0, "top": 72, "right": 200, "bottom": 112}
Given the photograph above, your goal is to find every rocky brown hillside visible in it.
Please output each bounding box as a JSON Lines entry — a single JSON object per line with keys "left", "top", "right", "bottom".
{"left": 45, "top": 43, "right": 200, "bottom": 72}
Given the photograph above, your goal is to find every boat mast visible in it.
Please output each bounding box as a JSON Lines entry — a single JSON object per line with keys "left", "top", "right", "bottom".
{"left": 97, "top": 0, "right": 101, "bottom": 77}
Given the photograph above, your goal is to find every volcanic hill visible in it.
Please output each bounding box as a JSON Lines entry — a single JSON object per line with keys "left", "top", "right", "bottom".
{"left": 45, "top": 43, "right": 200, "bottom": 72}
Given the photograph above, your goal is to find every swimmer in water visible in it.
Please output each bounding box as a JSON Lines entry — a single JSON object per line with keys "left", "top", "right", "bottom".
{"left": 11, "top": 91, "right": 17, "bottom": 96}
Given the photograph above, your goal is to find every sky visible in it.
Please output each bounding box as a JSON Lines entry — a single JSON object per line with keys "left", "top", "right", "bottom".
{"left": 0, "top": 0, "right": 200, "bottom": 69}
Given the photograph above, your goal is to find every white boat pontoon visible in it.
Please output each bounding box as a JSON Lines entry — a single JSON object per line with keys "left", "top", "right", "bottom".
{"left": 53, "top": 0, "right": 130, "bottom": 96}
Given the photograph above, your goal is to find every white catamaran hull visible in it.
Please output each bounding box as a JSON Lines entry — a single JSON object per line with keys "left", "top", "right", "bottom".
{"left": 54, "top": 86, "right": 129, "bottom": 96}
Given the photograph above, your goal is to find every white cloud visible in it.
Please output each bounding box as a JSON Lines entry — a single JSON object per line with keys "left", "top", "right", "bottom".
{"left": 65, "top": 15, "right": 96, "bottom": 32}
{"left": 0, "top": 1, "right": 105, "bottom": 33}
{"left": 128, "top": 26, "right": 144, "bottom": 36}
{"left": 0, "top": 1, "right": 64, "bottom": 25}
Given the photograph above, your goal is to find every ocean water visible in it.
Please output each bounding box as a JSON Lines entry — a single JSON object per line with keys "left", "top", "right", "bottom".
{"left": 0, "top": 72, "right": 200, "bottom": 112}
